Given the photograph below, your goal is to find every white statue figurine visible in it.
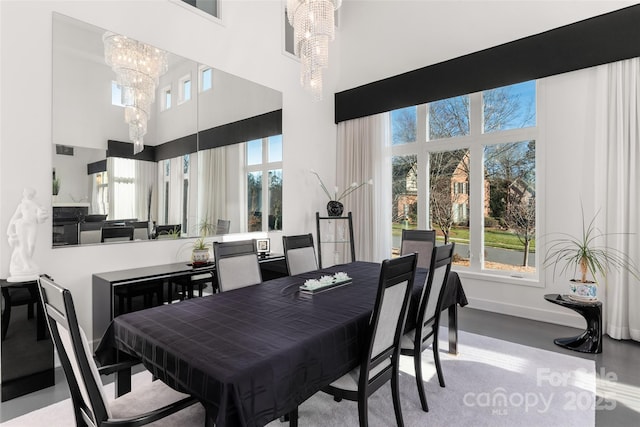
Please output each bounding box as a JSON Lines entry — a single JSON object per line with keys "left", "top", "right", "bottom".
{"left": 6, "top": 188, "right": 48, "bottom": 282}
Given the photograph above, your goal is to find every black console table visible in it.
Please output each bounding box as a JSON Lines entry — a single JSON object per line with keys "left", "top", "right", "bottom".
{"left": 1, "top": 279, "right": 54, "bottom": 401}
{"left": 92, "top": 254, "right": 287, "bottom": 344}
{"left": 544, "top": 293, "right": 602, "bottom": 354}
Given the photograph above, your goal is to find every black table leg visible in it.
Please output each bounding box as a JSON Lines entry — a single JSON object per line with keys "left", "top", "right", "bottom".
{"left": 447, "top": 304, "right": 458, "bottom": 355}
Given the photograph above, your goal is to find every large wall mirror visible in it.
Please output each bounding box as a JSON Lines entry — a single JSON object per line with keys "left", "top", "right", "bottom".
{"left": 52, "top": 13, "right": 283, "bottom": 247}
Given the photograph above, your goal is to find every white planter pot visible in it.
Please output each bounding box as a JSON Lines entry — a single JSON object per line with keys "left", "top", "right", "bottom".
{"left": 192, "top": 249, "right": 210, "bottom": 264}
{"left": 569, "top": 280, "right": 598, "bottom": 301}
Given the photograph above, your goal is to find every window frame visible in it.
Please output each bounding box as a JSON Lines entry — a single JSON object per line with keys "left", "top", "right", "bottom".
{"left": 245, "top": 136, "right": 284, "bottom": 233}
{"left": 390, "top": 82, "right": 543, "bottom": 286}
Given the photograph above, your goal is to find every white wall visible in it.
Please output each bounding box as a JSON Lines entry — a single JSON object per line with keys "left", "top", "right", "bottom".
{"left": 0, "top": 0, "right": 338, "bottom": 342}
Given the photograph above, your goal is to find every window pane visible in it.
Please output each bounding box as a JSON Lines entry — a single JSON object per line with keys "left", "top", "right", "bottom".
{"left": 483, "top": 140, "right": 536, "bottom": 273}
{"left": 391, "top": 107, "right": 417, "bottom": 145}
{"left": 247, "top": 171, "right": 263, "bottom": 232}
{"left": 183, "top": 154, "right": 190, "bottom": 174}
{"left": 391, "top": 154, "right": 418, "bottom": 255}
{"left": 246, "top": 139, "right": 262, "bottom": 165}
{"left": 164, "top": 89, "right": 172, "bottom": 109}
{"left": 268, "top": 135, "right": 283, "bottom": 162}
{"left": 183, "top": 80, "right": 192, "bottom": 101}
{"left": 268, "top": 169, "right": 283, "bottom": 231}
{"left": 428, "top": 95, "right": 469, "bottom": 140}
{"left": 429, "top": 149, "right": 470, "bottom": 267}
{"left": 201, "top": 68, "right": 212, "bottom": 91}
{"left": 111, "top": 81, "right": 123, "bottom": 106}
{"left": 483, "top": 81, "right": 536, "bottom": 133}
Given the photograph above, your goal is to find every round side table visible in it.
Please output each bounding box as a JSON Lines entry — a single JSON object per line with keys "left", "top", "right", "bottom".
{"left": 544, "top": 293, "right": 602, "bottom": 354}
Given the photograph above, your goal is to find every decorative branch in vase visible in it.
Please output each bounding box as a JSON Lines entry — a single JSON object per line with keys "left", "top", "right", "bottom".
{"left": 311, "top": 170, "right": 372, "bottom": 217}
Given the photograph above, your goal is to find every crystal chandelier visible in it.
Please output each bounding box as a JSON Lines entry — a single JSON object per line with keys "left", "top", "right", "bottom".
{"left": 103, "top": 32, "right": 168, "bottom": 154}
{"left": 287, "top": 0, "right": 342, "bottom": 100}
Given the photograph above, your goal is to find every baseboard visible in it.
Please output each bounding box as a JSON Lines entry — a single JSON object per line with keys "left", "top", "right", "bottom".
{"left": 465, "top": 296, "right": 587, "bottom": 329}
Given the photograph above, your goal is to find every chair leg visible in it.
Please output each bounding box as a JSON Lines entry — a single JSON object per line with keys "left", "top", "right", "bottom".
{"left": 357, "top": 392, "right": 369, "bottom": 427}
{"left": 433, "top": 339, "right": 446, "bottom": 388}
{"left": 391, "top": 366, "right": 405, "bottom": 427}
{"left": 413, "top": 350, "right": 429, "bottom": 412}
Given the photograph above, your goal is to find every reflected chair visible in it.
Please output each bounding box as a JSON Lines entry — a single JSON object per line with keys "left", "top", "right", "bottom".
{"left": 400, "top": 243, "right": 455, "bottom": 412}
{"left": 37, "top": 275, "right": 202, "bottom": 427}
{"left": 1, "top": 284, "right": 39, "bottom": 341}
{"left": 318, "top": 253, "right": 418, "bottom": 427}
{"left": 100, "top": 226, "right": 134, "bottom": 243}
{"left": 400, "top": 229, "right": 436, "bottom": 269}
{"left": 282, "top": 234, "right": 318, "bottom": 276}
{"left": 216, "top": 219, "right": 231, "bottom": 235}
{"left": 130, "top": 221, "right": 150, "bottom": 240}
{"left": 213, "top": 240, "right": 262, "bottom": 292}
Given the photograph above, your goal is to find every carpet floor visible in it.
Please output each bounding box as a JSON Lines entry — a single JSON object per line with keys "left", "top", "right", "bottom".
{"left": 1, "top": 330, "right": 595, "bottom": 427}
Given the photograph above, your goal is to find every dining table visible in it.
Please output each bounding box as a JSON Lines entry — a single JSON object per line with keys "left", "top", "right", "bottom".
{"left": 96, "top": 261, "right": 467, "bottom": 427}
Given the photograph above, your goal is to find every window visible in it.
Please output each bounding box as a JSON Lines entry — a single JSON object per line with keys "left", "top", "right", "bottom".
{"left": 245, "top": 135, "right": 283, "bottom": 232}
{"left": 94, "top": 171, "right": 109, "bottom": 215}
{"left": 182, "top": 154, "right": 190, "bottom": 233}
{"left": 390, "top": 81, "right": 538, "bottom": 279}
{"left": 162, "top": 86, "right": 172, "bottom": 111}
{"left": 180, "top": 0, "right": 219, "bottom": 19}
{"left": 179, "top": 75, "right": 192, "bottom": 104}
{"left": 111, "top": 81, "right": 123, "bottom": 107}
{"left": 200, "top": 66, "right": 212, "bottom": 92}
{"left": 111, "top": 158, "right": 136, "bottom": 220}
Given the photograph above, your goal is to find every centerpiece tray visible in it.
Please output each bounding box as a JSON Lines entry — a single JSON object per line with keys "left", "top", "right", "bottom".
{"left": 299, "top": 273, "right": 352, "bottom": 295}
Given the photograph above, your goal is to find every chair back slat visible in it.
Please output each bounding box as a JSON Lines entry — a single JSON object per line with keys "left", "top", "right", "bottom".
{"left": 214, "top": 240, "right": 262, "bottom": 292}
{"left": 38, "top": 275, "right": 111, "bottom": 426}
{"left": 416, "top": 243, "right": 455, "bottom": 342}
{"left": 400, "top": 229, "right": 436, "bottom": 269}
{"left": 364, "top": 253, "right": 417, "bottom": 384}
{"left": 283, "top": 234, "right": 318, "bottom": 275}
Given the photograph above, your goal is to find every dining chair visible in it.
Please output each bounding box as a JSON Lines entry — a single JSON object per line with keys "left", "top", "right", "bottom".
{"left": 100, "top": 226, "right": 134, "bottom": 243}
{"left": 317, "top": 253, "right": 418, "bottom": 427}
{"left": 37, "top": 275, "right": 202, "bottom": 427}
{"left": 213, "top": 240, "right": 262, "bottom": 292}
{"left": 400, "top": 242, "right": 455, "bottom": 412}
{"left": 400, "top": 229, "right": 436, "bottom": 269}
{"left": 216, "top": 219, "right": 231, "bottom": 235}
{"left": 282, "top": 233, "right": 318, "bottom": 276}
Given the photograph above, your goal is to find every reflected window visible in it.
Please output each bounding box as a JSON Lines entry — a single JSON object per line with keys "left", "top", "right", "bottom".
{"left": 162, "top": 86, "right": 172, "bottom": 111}
{"left": 181, "top": 0, "right": 219, "bottom": 18}
{"left": 200, "top": 66, "right": 212, "bottom": 92}
{"left": 112, "top": 158, "right": 135, "bottom": 220}
{"left": 245, "top": 135, "right": 284, "bottom": 232}
{"left": 111, "top": 81, "right": 124, "bottom": 107}
{"left": 94, "top": 171, "right": 109, "bottom": 215}
{"left": 268, "top": 135, "right": 282, "bottom": 162}
{"left": 246, "top": 139, "right": 262, "bottom": 166}
{"left": 179, "top": 75, "right": 192, "bottom": 104}
{"left": 247, "top": 171, "right": 263, "bottom": 232}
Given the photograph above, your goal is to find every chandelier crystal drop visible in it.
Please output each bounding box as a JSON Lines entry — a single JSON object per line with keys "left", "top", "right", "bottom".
{"left": 103, "top": 32, "right": 168, "bottom": 154}
{"left": 287, "top": 0, "right": 342, "bottom": 100}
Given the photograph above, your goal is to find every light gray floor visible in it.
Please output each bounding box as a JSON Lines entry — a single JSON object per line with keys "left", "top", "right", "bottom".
{"left": 2, "top": 307, "right": 639, "bottom": 426}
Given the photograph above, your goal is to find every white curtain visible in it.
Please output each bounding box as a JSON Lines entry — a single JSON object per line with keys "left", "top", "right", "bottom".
{"left": 199, "top": 147, "right": 227, "bottom": 232}
{"left": 135, "top": 160, "right": 157, "bottom": 222}
{"left": 336, "top": 112, "right": 391, "bottom": 262}
{"left": 595, "top": 58, "right": 640, "bottom": 341}
{"left": 168, "top": 157, "right": 183, "bottom": 225}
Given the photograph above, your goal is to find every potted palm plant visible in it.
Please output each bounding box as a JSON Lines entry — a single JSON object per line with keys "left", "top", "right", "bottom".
{"left": 191, "top": 236, "right": 212, "bottom": 265}
{"left": 544, "top": 206, "right": 639, "bottom": 301}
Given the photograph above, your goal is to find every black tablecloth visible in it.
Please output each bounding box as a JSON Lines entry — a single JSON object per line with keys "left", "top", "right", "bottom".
{"left": 96, "top": 261, "right": 466, "bottom": 427}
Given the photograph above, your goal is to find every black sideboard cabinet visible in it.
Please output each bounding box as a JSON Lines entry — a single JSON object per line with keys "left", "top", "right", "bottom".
{"left": 1, "top": 279, "right": 55, "bottom": 401}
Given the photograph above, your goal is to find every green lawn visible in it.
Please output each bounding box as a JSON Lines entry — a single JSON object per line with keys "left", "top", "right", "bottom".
{"left": 392, "top": 223, "right": 536, "bottom": 252}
